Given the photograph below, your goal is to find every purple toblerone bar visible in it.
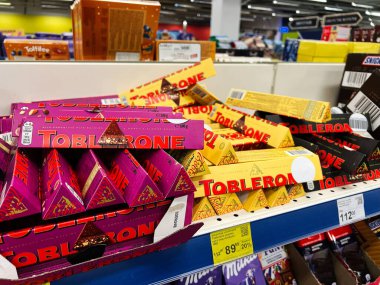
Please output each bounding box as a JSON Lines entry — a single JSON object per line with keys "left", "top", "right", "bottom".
{"left": 136, "top": 149, "right": 196, "bottom": 198}
{"left": 41, "top": 149, "right": 86, "bottom": 220}
{"left": 0, "top": 149, "right": 40, "bottom": 221}
{"left": 76, "top": 150, "right": 125, "bottom": 210}
{"left": 107, "top": 150, "right": 164, "bottom": 207}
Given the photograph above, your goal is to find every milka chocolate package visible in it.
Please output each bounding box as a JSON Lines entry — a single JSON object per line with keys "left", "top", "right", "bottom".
{"left": 175, "top": 266, "right": 223, "bottom": 285}
{"left": 136, "top": 149, "right": 196, "bottom": 198}
{"left": 0, "top": 149, "right": 40, "bottom": 221}
{"left": 41, "top": 149, "right": 86, "bottom": 219}
{"left": 106, "top": 150, "right": 164, "bottom": 207}
{"left": 76, "top": 150, "right": 125, "bottom": 210}
{"left": 327, "top": 226, "right": 372, "bottom": 284}
{"left": 17, "top": 117, "right": 203, "bottom": 149}
{"left": 222, "top": 254, "right": 266, "bottom": 285}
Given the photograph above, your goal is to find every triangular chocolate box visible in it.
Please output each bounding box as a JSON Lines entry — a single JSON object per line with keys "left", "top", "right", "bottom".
{"left": 192, "top": 197, "right": 216, "bottom": 221}
{"left": 107, "top": 150, "right": 164, "bottom": 207}
{"left": 41, "top": 149, "right": 85, "bottom": 220}
{"left": 77, "top": 150, "right": 125, "bottom": 210}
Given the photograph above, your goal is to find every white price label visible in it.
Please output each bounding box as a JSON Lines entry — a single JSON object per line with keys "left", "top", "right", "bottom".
{"left": 337, "top": 194, "right": 365, "bottom": 226}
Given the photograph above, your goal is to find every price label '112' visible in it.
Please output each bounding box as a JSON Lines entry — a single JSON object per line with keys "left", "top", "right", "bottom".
{"left": 337, "top": 194, "right": 365, "bottom": 226}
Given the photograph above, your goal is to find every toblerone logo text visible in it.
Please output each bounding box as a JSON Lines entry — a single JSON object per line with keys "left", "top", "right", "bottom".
{"left": 143, "top": 160, "right": 163, "bottom": 183}
{"left": 199, "top": 173, "right": 297, "bottom": 196}
{"left": 109, "top": 161, "right": 129, "bottom": 191}
{"left": 281, "top": 122, "right": 352, "bottom": 134}
{"left": 314, "top": 135, "right": 346, "bottom": 170}
{"left": 24, "top": 46, "right": 50, "bottom": 53}
{"left": 15, "top": 152, "right": 29, "bottom": 186}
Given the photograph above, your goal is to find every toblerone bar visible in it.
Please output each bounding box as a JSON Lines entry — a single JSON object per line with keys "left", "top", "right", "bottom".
{"left": 176, "top": 105, "right": 214, "bottom": 124}
{"left": 186, "top": 84, "right": 222, "bottom": 106}
{"left": 209, "top": 103, "right": 294, "bottom": 148}
{"left": 17, "top": 117, "right": 204, "bottom": 149}
{"left": 239, "top": 190, "right": 268, "bottom": 211}
{"left": 119, "top": 58, "right": 216, "bottom": 106}
{"left": 0, "top": 149, "right": 40, "bottom": 221}
{"left": 208, "top": 193, "right": 243, "bottom": 215}
{"left": 212, "top": 128, "right": 261, "bottom": 151}
{"left": 264, "top": 186, "right": 290, "bottom": 207}
{"left": 192, "top": 147, "right": 323, "bottom": 198}
{"left": 192, "top": 197, "right": 216, "bottom": 221}
{"left": 226, "top": 89, "right": 331, "bottom": 123}
{"left": 41, "top": 149, "right": 86, "bottom": 219}
{"left": 201, "top": 128, "right": 239, "bottom": 165}
{"left": 106, "top": 150, "right": 164, "bottom": 207}
{"left": 168, "top": 150, "right": 211, "bottom": 177}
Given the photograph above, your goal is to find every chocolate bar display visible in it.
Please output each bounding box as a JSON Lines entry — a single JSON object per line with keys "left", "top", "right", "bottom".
{"left": 226, "top": 89, "right": 331, "bottom": 123}
{"left": 168, "top": 150, "right": 210, "bottom": 178}
{"left": 208, "top": 193, "right": 243, "bottom": 215}
{"left": 105, "top": 150, "right": 164, "bottom": 207}
{"left": 222, "top": 254, "right": 267, "bottom": 285}
{"left": 76, "top": 150, "right": 125, "bottom": 210}
{"left": 192, "top": 197, "right": 216, "bottom": 221}
{"left": 326, "top": 226, "right": 372, "bottom": 284}
{"left": 119, "top": 59, "right": 216, "bottom": 106}
{"left": 211, "top": 128, "right": 259, "bottom": 151}
{"left": 0, "top": 149, "right": 40, "bottom": 221}
{"left": 338, "top": 54, "right": 380, "bottom": 107}
{"left": 186, "top": 84, "right": 222, "bottom": 106}
{"left": 174, "top": 266, "right": 223, "bottom": 285}
{"left": 41, "top": 149, "right": 86, "bottom": 219}
{"left": 17, "top": 117, "right": 203, "bottom": 149}
{"left": 136, "top": 149, "right": 196, "bottom": 198}
{"left": 296, "top": 234, "right": 337, "bottom": 285}
{"left": 209, "top": 104, "right": 294, "bottom": 148}
{"left": 258, "top": 246, "right": 296, "bottom": 285}
{"left": 192, "top": 147, "right": 323, "bottom": 198}
{"left": 347, "top": 70, "right": 380, "bottom": 139}
{"left": 201, "top": 128, "right": 239, "bottom": 166}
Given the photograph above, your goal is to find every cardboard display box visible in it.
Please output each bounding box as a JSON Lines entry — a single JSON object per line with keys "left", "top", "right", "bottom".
{"left": 156, "top": 40, "right": 216, "bottom": 62}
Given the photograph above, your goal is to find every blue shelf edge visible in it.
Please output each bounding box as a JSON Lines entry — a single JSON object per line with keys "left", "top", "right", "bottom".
{"left": 53, "top": 185, "right": 380, "bottom": 285}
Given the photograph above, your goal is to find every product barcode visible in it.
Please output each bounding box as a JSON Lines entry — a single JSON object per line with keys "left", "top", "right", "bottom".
{"left": 230, "top": 90, "right": 245, "bottom": 100}
{"left": 285, "top": 149, "right": 312, "bottom": 156}
{"left": 181, "top": 45, "right": 190, "bottom": 50}
{"left": 192, "top": 87, "right": 207, "bottom": 98}
{"left": 347, "top": 91, "right": 380, "bottom": 130}
{"left": 306, "top": 181, "right": 315, "bottom": 191}
{"left": 240, "top": 224, "right": 249, "bottom": 237}
{"left": 100, "top": 98, "right": 121, "bottom": 105}
{"left": 349, "top": 114, "right": 369, "bottom": 131}
{"left": 342, "top": 71, "right": 371, "bottom": 88}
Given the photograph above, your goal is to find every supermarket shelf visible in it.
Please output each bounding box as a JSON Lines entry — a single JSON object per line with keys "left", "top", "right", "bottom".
{"left": 53, "top": 180, "right": 380, "bottom": 285}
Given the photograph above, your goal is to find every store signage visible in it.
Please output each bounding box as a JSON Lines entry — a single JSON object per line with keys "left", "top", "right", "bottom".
{"left": 337, "top": 193, "right": 365, "bottom": 226}
{"left": 289, "top": 16, "right": 319, "bottom": 30}
{"left": 322, "top": 12, "right": 362, "bottom": 27}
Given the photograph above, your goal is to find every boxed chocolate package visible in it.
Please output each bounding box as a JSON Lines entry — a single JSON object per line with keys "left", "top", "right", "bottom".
{"left": 296, "top": 234, "right": 337, "bottom": 285}
{"left": 76, "top": 150, "right": 125, "bottom": 210}
{"left": 338, "top": 54, "right": 380, "bottom": 107}
{"left": 208, "top": 193, "right": 243, "bottom": 215}
{"left": 258, "top": 246, "right": 296, "bottom": 285}
{"left": 41, "top": 149, "right": 86, "bottom": 219}
{"left": 136, "top": 149, "right": 196, "bottom": 198}
{"left": 105, "top": 149, "right": 164, "bottom": 207}
{"left": 209, "top": 104, "right": 294, "bottom": 148}
{"left": 17, "top": 116, "right": 204, "bottom": 149}
{"left": 0, "top": 149, "right": 40, "bottom": 221}
{"left": 222, "top": 254, "right": 267, "bottom": 285}
{"left": 211, "top": 128, "right": 259, "bottom": 151}
{"left": 33, "top": 94, "right": 121, "bottom": 106}
{"left": 326, "top": 226, "right": 373, "bottom": 284}
{"left": 71, "top": 0, "right": 160, "bottom": 61}
{"left": 186, "top": 84, "right": 222, "bottom": 106}
{"left": 0, "top": 138, "right": 11, "bottom": 180}
{"left": 239, "top": 190, "right": 269, "bottom": 211}
{"left": 176, "top": 105, "right": 214, "bottom": 123}
{"left": 264, "top": 186, "right": 290, "bottom": 208}
{"left": 192, "top": 197, "right": 216, "bottom": 221}
{"left": 174, "top": 266, "right": 223, "bottom": 285}
{"left": 226, "top": 89, "right": 331, "bottom": 123}
{"left": 168, "top": 150, "right": 211, "bottom": 178}
{"left": 156, "top": 40, "right": 216, "bottom": 62}
{"left": 347, "top": 70, "right": 380, "bottom": 139}
{"left": 192, "top": 147, "right": 323, "bottom": 198}
{"left": 119, "top": 59, "right": 216, "bottom": 106}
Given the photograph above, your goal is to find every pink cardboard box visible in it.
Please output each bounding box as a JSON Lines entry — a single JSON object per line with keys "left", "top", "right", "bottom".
{"left": 17, "top": 117, "right": 204, "bottom": 149}
{"left": 0, "top": 149, "right": 40, "bottom": 221}
{"left": 41, "top": 149, "right": 86, "bottom": 219}
{"left": 76, "top": 150, "right": 125, "bottom": 210}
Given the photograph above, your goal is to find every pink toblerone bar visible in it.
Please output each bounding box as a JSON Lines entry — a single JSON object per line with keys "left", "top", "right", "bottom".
{"left": 41, "top": 149, "right": 86, "bottom": 220}
{"left": 0, "top": 138, "right": 11, "bottom": 179}
{"left": 76, "top": 150, "right": 125, "bottom": 210}
{"left": 107, "top": 150, "right": 164, "bottom": 207}
{"left": 0, "top": 149, "right": 40, "bottom": 221}
{"left": 17, "top": 117, "right": 204, "bottom": 149}
{"left": 136, "top": 149, "right": 196, "bottom": 198}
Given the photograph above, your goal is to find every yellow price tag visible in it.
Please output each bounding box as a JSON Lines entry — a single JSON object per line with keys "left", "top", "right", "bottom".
{"left": 210, "top": 223, "right": 254, "bottom": 265}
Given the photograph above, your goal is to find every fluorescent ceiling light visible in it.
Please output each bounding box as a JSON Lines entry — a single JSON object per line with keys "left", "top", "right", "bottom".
{"left": 273, "top": 0, "right": 299, "bottom": 7}
{"left": 366, "top": 11, "right": 380, "bottom": 17}
{"left": 309, "top": 0, "right": 327, "bottom": 2}
{"left": 324, "top": 6, "right": 343, "bottom": 12}
{"left": 247, "top": 5, "right": 272, "bottom": 11}
{"left": 272, "top": 12, "right": 276, "bottom": 16}
{"left": 0, "top": 2, "right": 11, "bottom": 6}
{"left": 42, "top": 4, "right": 62, "bottom": 8}
{"left": 352, "top": 2, "right": 373, "bottom": 9}
{"left": 241, "top": 10, "right": 250, "bottom": 15}
{"left": 160, "top": 10, "right": 175, "bottom": 15}
{"left": 289, "top": 17, "right": 294, "bottom": 21}
{"left": 370, "top": 22, "right": 375, "bottom": 26}
{"left": 296, "top": 10, "right": 300, "bottom": 14}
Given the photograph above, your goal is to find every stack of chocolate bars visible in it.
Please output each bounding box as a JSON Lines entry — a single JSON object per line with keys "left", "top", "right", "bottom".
{"left": 0, "top": 94, "right": 204, "bottom": 276}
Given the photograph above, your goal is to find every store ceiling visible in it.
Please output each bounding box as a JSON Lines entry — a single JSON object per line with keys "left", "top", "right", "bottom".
{"left": 0, "top": 0, "right": 378, "bottom": 26}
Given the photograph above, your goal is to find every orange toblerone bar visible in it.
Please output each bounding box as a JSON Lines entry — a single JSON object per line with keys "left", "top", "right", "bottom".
{"left": 208, "top": 193, "right": 243, "bottom": 215}
{"left": 209, "top": 104, "right": 294, "bottom": 148}
{"left": 192, "top": 197, "right": 217, "bottom": 221}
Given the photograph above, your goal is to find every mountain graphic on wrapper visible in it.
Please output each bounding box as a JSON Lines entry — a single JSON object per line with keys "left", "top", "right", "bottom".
{"left": 137, "top": 185, "right": 159, "bottom": 204}
{"left": 98, "top": 121, "right": 127, "bottom": 146}
{"left": 2, "top": 187, "right": 28, "bottom": 216}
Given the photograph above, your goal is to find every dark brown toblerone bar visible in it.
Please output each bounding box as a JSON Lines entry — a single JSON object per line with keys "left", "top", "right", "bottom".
{"left": 307, "top": 134, "right": 368, "bottom": 174}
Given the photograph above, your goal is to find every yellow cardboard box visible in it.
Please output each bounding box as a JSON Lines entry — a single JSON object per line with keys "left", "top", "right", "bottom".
{"left": 192, "top": 197, "right": 216, "bottom": 221}
{"left": 208, "top": 193, "right": 243, "bottom": 215}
